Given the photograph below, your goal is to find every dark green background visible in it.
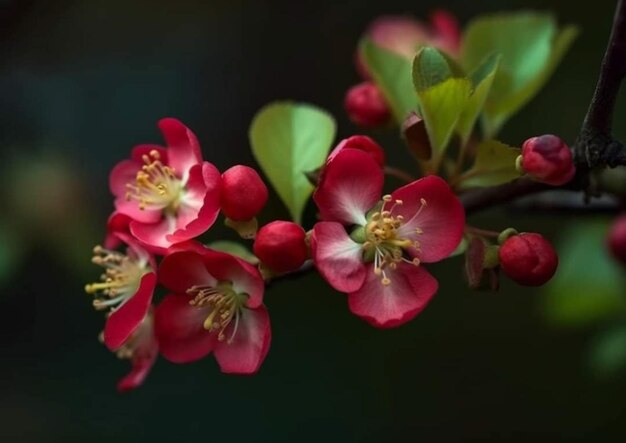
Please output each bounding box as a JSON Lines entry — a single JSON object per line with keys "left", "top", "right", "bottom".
{"left": 1, "top": 0, "right": 625, "bottom": 441}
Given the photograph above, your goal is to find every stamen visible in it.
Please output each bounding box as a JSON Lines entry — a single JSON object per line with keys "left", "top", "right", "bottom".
{"left": 125, "top": 150, "right": 182, "bottom": 212}
{"left": 187, "top": 283, "right": 247, "bottom": 343}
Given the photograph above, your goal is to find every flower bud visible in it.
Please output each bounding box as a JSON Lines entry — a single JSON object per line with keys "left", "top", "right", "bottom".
{"left": 253, "top": 221, "right": 307, "bottom": 274}
{"left": 608, "top": 214, "right": 626, "bottom": 266}
{"left": 221, "top": 165, "right": 268, "bottom": 221}
{"left": 327, "top": 135, "right": 385, "bottom": 167}
{"left": 519, "top": 134, "right": 576, "bottom": 186}
{"left": 498, "top": 233, "right": 558, "bottom": 286}
{"left": 344, "top": 82, "right": 391, "bottom": 128}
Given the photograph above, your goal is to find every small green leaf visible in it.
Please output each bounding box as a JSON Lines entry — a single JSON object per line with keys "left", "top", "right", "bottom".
{"left": 418, "top": 78, "right": 472, "bottom": 156}
{"left": 542, "top": 221, "right": 626, "bottom": 327}
{"left": 589, "top": 325, "right": 626, "bottom": 377}
{"left": 249, "top": 101, "right": 336, "bottom": 223}
{"left": 459, "top": 140, "right": 521, "bottom": 188}
{"left": 456, "top": 54, "right": 500, "bottom": 145}
{"left": 360, "top": 38, "right": 419, "bottom": 123}
{"left": 412, "top": 47, "right": 453, "bottom": 92}
{"left": 207, "top": 240, "right": 259, "bottom": 264}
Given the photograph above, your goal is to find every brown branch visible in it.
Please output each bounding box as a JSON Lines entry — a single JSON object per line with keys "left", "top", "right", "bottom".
{"left": 574, "top": 0, "right": 626, "bottom": 168}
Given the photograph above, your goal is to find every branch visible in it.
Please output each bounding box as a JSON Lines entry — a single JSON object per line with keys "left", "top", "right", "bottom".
{"left": 574, "top": 0, "right": 626, "bottom": 168}
{"left": 460, "top": 178, "right": 552, "bottom": 214}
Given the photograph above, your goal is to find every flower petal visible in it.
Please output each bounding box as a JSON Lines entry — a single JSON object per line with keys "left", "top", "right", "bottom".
{"left": 104, "top": 212, "right": 132, "bottom": 250}
{"left": 154, "top": 293, "right": 217, "bottom": 363}
{"left": 159, "top": 251, "right": 217, "bottom": 294}
{"left": 348, "top": 263, "right": 438, "bottom": 328}
{"left": 214, "top": 305, "right": 271, "bottom": 375}
{"left": 130, "top": 216, "right": 177, "bottom": 253}
{"left": 109, "top": 159, "right": 140, "bottom": 198}
{"left": 203, "top": 249, "right": 264, "bottom": 308}
{"left": 167, "top": 162, "right": 221, "bottom": 243}
{"left": 327, "top": 135, "right": 385, "bottom": 167}
{"left": 313, "top": 149, "right": 383, "bottom": 226}
{"left": 117, "top": 315, "right": 159, "bottom": 393}
{"left": 158, "top": 118, "right": 203, "bottom": 179}
{"left": 114, "top": 197, "right": 162, "bottom": 224}
{"left": 367, "top": 15, "right": 428, "bottom": 59}
{"left": 103, "top": 272, "right": 157, "bottom": 351}
{"left": 311, "top": 222, "right": 367, "bottom": 293}
{"left": 392, "top": 175, "right": 465, "bottom": 263}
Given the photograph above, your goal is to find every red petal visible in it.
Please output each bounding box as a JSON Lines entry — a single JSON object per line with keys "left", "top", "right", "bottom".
{"left": 214, "top": 305, "right": 271, "bottom": 374}
{"left": 117, "top": 317, "right": 159, "bottom": 393}
{"left": 367, "top": 15, "right": 428, "bottom": 59}
{"left": 392, "top": 175, "right": 465, "bottom": 263}
{"left": 103, "top": 272, "right": 157, "bottom": 351}
{"left": 167, "top": 162, "right": 221, "bottom": 243}
{"left": 348, "top": 263, "right": 438, "bottom": 328}
{"left": 154, "top": 294, "right": 217, "bottom": 363}
{"left": 159, "top": 251, "right": 217, "bottom": 294}
{"left": 313, "top": 149, "right": 383, "bottom": 226}
{"left": 104, "top": 212, "right": 132, "bottom": 250}
{"left": 158, "top": 118, "right": 203, "bottom": 178}
{"left": 130, "top": 217, "right": 177, "bottom": 251}
{"left": 311, "top": 222, "right": 367, "bottom": 293}
{"left": 114, "top": 196, "right": 162, "bottom": 224}
{"left": 203, "top": 249, "right": 265, "bottom": 309}
{"left": 109, "top": 159, "right": 140, "bottom": 198}
{"left": 326, "top": 135, "right": 385, "bottom": 167}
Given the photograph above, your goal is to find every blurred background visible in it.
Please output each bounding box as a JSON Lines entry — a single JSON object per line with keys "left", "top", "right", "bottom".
{"left": 1, "top": 0, "right": 625, "bottom": 441}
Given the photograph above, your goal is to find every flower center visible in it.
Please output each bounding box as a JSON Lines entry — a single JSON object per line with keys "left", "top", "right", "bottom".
{"left": 85, "top": 245, "right": 149, "bottom": 311}
{"left": 125, "top": 150, "right": 183, "bottom": 215}
{"left": 362, "top": 195, "right": 426, "bottom": 285}
{"left": 187, "top": 282, "right": 248, "bottom": 343}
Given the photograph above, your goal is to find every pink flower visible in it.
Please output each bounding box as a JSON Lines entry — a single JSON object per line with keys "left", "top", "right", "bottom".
{"left": 356, "top": 11, "right": 461, "bottom": 79}
{"left": 85, "top": 238, "right": 157, "bottom": 352}
{"left": 311, "top": 148, "right": 464, "bottom": 327}
{"left": 154, "top": 247, "right": 271, "bottom": 374}
{"left": 109, "top": 118, "right": 221, "bottom": 253}
{"left": 344, "top": 82, "right": 392, "bottom": 128}
{"left": 114, "top": 310, "right": 159, "bottom": 392}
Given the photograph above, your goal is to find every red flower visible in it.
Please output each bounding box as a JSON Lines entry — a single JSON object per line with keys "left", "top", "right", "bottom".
{"left": 344, "top": 82, "right": 391, "bottom": 128}
{"left": 254, "top": 221, "right": 308, "bottom": 274}
{"left": 326, "top": 135, "right": 385, "bottom": 168}
{"left": 221, "top": 165, "right": 269, "bottom": 221}
{"left": 155, "top": 247, "right": 270, "bottom": 374}
{"left": 311, "top": 148, "right": 464, "bottom": 327}
{"left": 520, "top": 134, "right": 576, "bottom": 186}
{"left": 109, "top": 118, "right": 221, "bottom": 253}
{"left": 114, "top": 310, "right": 159, "bottom": 393}
{"left": 85, "top": 238, "right": 157, "bottom": 352}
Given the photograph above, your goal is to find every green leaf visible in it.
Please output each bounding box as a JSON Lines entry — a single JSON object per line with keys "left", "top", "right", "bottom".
{"left": 482, "top": 25, "right": 579, "bottom": 136}
{"left": 207, "top": 240, "right": 259, "bottom": 264}
{"left": 418, "top": 78, "right": 472, "bottom": 156}
{"left": 542, "top": 221, "right": 626, "bottom": 327}
{"left": 458, "top": 140, "right": 520, "bottom": 188}
{"left": 412, "top": 47, "right": 453, "bottom": 92}
{"left": 456, "top": 54, "right": 500, "bottom": 145}
{"left": 462, "top": 12, "right": 576, "bottom": 136}
{"left": 249, "top": 101, "right": 336, "bottom": 223}
{"left": 589, "top": 325, "right": 626, "bottom": 377}
{"left": 360, "top": 38, "right": 419, "bottom": 123}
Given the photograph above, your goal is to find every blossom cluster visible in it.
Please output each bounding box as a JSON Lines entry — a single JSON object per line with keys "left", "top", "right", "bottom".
{"left": 85, "top": 118, "right": 469, "bottom": 391}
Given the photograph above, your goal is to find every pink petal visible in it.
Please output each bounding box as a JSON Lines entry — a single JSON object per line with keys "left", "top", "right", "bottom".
{"left": 367, "top": 15, "right": 428, "bottom": 59}
{"left": 130, "top": 216, "right": 177, "bottom": 251}
{"left": 104, "top": 212, "right": 132, "bottom": 250}
{"left": 158, "top": 118, "right": 203, "bottom": 178}
{"left": 311, "top": 222, "right": 367, "bottom": 293}
{"left": 392, "top": 175, "right": 465, "bottom": 263}
{"left": 348, "top": 263, "right": 438, "bottom": 328}
{"left": 154, "top": 293, "right": 217, "bottom": 363}
{"left": 429, "top": 10, "right": 461, "bottom": 55}
{"left": 313, "top": 149, "right": 383, "bottom": 226}
{"left": 203, "top": 249, "right": 265, "bottom": 309}
{"left": 114, "top": 196, "right": 162, "bottom": 224}
{"left": 117, "top": 317, "right": 159, "bottom": 393}
{"left": 327, "top": 135, "right": 385, "bottom": 168}
{"left": 167, "top": 162, "right": 221, "bottom": 243}
{"left": 214, "top": 305, "right": 271, "bottom": 374}
{"left": 159, "top": 251, "right": 217, "bottom": 294}
{"left": 109, "top": 159, "right": 140, "bottom": 198}
{"left": 103, "top": 272, "right": 157, "bottom": 351}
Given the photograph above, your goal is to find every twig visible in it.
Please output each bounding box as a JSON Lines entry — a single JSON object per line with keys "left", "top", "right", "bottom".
{"left": 383, "top": 166, "right": 416, "bottom": 183}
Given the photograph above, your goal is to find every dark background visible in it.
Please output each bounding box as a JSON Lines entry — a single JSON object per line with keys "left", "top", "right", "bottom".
{"left": 0, "top": 0, "right": 625, "bottom": 441}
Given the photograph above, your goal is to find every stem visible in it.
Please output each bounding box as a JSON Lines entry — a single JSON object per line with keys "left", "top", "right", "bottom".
{"left": 383, "top": 166, "right": 416, "bottom": 183}
{"left": 575, "top": 0, "right": 626, "bottom": 168}
{"left": 465, "top": 226, "right": 500, "bottom": 238}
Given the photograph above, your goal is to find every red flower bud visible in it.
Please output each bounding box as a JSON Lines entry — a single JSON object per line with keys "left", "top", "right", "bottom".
{"left": 344, "top": 82, "right": 391, "bottom": 128}
{"left": 253, "top": 221, "right": 307, "bottom": 274}
{"left": 498, "top": 233, "right": 558, "bottom": 286}
{"left": 221, "top": 165, "right": 268, "bottom": 221}
{"left": 520, "top": 134, "right": 576, "bottom": 186}
{"left": 608, "top": 214, "right": 626, "bottom": 266}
